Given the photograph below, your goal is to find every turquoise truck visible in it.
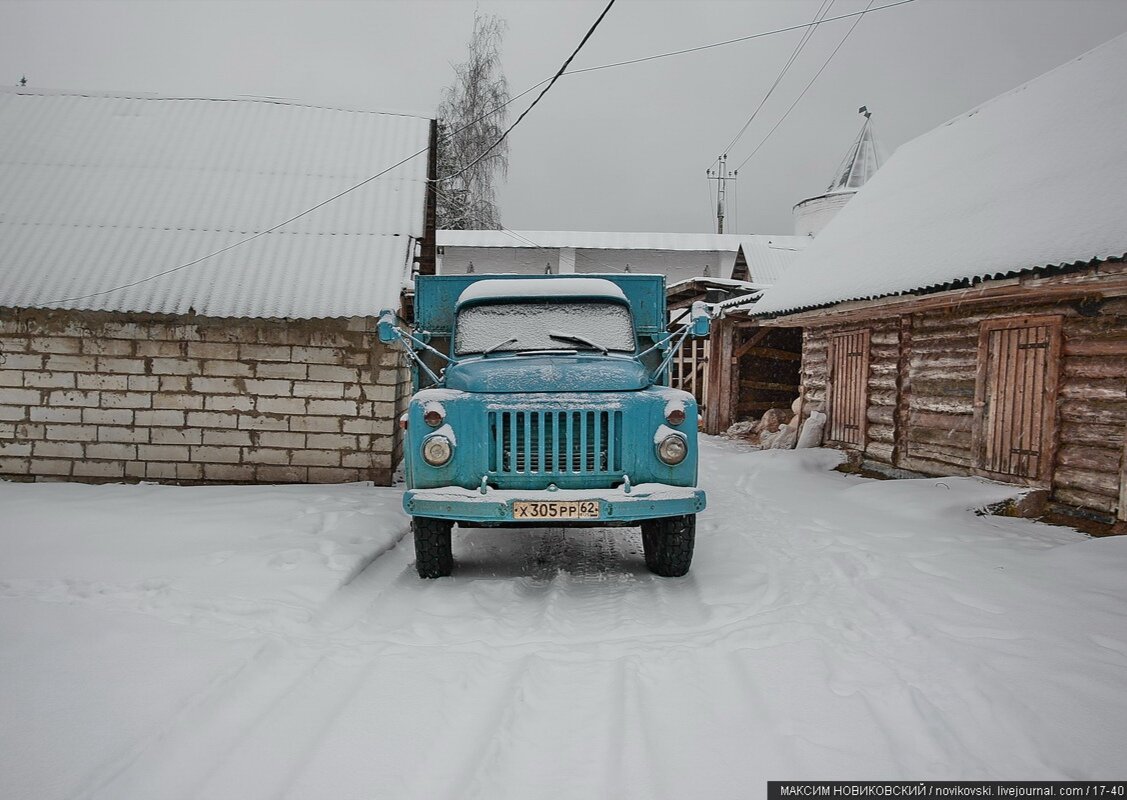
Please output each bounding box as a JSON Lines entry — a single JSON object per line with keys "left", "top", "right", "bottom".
{"left": 378, "top": 273, "right": 710, "bottom": 578}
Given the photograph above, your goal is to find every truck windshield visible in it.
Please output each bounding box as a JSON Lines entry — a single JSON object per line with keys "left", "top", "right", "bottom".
{"left": 455, "top": 301, "right": 636, "bottom": 356}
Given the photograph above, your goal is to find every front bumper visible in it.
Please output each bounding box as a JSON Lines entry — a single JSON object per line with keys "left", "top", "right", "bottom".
{"left": 403, "top": 483, "right": 706, "bottom": 524}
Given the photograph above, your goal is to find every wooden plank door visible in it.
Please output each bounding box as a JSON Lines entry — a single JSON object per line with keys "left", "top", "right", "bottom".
{"left": 826, "top": 329, "right": 870, "bottom": 447}
{"left": 973, "top": 316, "right": 1062, "bottom": 485}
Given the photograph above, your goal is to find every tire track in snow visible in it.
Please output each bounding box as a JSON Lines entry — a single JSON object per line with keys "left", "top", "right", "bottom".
{"left": 452, "top": 656, "right": 635, "bottom": 800}
{"left": 58, "top": 439, "right": 1127, "bottom": 796}
{"left": 80, "top": 641, "right": 322, "bottom": 800}
{"left": 79, "top": 528, "right": 415, "bottom": 800}
{"left": 397, "top": 654, "right": 541, "bottom": 800}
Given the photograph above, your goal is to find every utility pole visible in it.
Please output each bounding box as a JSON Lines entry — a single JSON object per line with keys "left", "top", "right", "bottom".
{"left": 706, "top": 154, "right": 737, "bottom": 234}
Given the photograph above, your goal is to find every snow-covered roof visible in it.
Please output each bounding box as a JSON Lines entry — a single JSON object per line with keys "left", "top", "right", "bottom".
{"left": 457, "top": 277, "right": 627, "bottom": 305}
{"left": 438, "top": 230, "right": 806, "bottom": 284}
{"left": 439, "top": 230, "right": 740, "bottom": 252}
{"left": 731, "top": 235, "right": 808, "bottom": 285}
{"left": 755, "top": 33, "right": 1127, "bottom": 316}
{"left": 666, "top": 276, "right": 761, "bottom": 292}
{"left": 0, "top": 88, "right": 432, "bottom": 318}
{"left": 718, "top": 291, "right": 767, "bottom": 313}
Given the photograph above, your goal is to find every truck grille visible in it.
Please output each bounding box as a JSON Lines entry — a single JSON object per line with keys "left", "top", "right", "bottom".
{"left": 488, "top": 409, "right": 623, "bottom": 475}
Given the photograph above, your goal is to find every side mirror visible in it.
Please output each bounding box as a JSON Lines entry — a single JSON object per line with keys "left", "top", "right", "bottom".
{"left": 377, "top": 309, "right": 400, "bottom": 344}
{"left": 689, "top": 301, "right": 713, "bottom": 337}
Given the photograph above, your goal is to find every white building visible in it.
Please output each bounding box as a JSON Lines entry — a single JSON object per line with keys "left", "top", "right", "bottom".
{"left": 436, "top": 230, "right": 807, "bottom": 287}
{"left": 0, "top": 87, "right": 434, "bottom": 485}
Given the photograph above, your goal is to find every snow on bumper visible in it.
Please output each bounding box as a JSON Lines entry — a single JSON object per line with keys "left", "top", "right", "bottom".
{"left": 403, "top": 483, "right": 706, "bottom": 523}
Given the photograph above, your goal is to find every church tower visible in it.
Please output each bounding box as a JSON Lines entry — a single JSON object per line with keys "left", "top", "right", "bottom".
{"left": 793, "top": 107, "right": 884, "bottom": 237}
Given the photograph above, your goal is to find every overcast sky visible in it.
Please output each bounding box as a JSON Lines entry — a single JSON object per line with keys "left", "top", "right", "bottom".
{"left": 4, "top": 0, "right": 1127, "bottom": 235}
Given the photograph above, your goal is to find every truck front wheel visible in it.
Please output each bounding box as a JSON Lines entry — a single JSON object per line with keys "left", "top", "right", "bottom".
{"left": 641, "top": 514, "right": 695, "bottom": 577}
{"left": 412, "top": 517, "right": 453, "bottom": 578}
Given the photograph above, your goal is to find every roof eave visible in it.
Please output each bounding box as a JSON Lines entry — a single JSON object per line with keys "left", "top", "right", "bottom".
{"left": 755, "top": 256, "right": 1127, "bottom": 326}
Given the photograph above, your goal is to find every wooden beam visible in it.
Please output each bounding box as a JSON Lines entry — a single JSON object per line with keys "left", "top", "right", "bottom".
{"left": 718, "top": 322, "right": 736, "bottom": 433}
{"left": 742, "top": 346, "right": 802, "bottom": 362}
{"left": 740, "top": 380, "right": 799, "bottom": 392}
{"left": 733, "top": 329, "right": 770, "bottom": 360}
{"left": 739, "top": 401, "right": 788, "bottom": 413}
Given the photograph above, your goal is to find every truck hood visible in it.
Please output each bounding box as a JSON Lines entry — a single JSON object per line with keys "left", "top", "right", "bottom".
{"left": 444, "top": 354, "right": 650, "bottom": 393}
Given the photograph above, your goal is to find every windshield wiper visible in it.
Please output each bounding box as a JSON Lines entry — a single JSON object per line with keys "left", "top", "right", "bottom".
{"left": 481, "top": 336, "right": 518, "bottom": 354}
{"left": 548, "top": 331, "right": 607, "bottom": 354}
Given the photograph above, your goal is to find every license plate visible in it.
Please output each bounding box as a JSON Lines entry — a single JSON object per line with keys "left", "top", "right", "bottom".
{"left": 512, "top": 500, "right": 600, "bottom": 520}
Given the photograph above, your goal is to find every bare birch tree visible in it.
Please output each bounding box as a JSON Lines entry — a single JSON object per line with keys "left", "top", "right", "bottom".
{"left": 436, "top": 12, "right": 510, "bottom": 230}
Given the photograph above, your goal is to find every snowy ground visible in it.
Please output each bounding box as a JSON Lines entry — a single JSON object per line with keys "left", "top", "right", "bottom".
{"left": 2, "top": 438, "right": 1126, "bottom": 799}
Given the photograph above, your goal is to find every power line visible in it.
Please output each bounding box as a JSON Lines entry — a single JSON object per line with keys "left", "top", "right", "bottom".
{"left": 43, "top": 145, "right": 435, "bottom": 305}
{"left": 717, "top": 0, "right": 835, "bottom": 160}
{"left": 734, "top": 0, "right": 876, "bottom": 172}
{"left": 438, "top": 0, "right": 617, "bottom": 182}
{"left": 45, "top": 2, "right": 616, "bottom": 306}
{"left": 568, "top": 0, "right": 913, "bottom": 78}
{"left": 43, "top": 0, "right": 912, "bottom": 305}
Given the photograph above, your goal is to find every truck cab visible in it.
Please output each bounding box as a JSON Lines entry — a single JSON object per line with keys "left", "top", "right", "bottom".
{"left": 379, "top": 273, "right": 709, "bottom": 578}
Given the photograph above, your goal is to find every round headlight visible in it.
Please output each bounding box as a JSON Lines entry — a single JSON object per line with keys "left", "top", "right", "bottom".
{"left": 657, "top": 433, "right": 688, "bottom": 465}
{"left": 422, "top": 435, "right": 453, "bottom": 466}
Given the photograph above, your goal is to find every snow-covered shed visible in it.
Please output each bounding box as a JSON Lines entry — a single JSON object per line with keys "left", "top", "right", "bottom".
{"left": 436, "top": 230, "right": 806, "bottom": 287}
{"left": 0, "top": 88, "right": 437, "bottom": 485}
{"left": 752, "top": 34, "right": 1127, "bottom": 525}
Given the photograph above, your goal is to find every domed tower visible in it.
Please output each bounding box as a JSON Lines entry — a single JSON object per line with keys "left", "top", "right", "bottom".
{"left": 793, "top": 107, "right": 884, "bottom": 237}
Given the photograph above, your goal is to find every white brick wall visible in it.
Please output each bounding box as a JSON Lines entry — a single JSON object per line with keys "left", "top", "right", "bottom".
{"left": 0, "top": 310, "right": 406, "bottom": 484}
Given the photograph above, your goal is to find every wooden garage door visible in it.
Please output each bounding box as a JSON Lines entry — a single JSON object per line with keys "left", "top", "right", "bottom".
{"left": 827, "top": 329, "right": 870, "bottom": 447}
{"left": 973, "top": 316, "right": 1062, "bottom": 484}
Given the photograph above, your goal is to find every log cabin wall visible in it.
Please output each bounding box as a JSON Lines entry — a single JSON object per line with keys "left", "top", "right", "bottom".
{"left": 797, "top": 269, "right": 1127, "bottom": 521}
{"left": 801, "top": 318, "right": 900, "bottom": 467}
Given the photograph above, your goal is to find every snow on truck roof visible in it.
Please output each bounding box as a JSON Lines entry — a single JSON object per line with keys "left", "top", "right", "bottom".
{"left": 753, "top": 32, "right": 1127, "bottom": 316}
{"left": 456, "top": 277, "right": 628, "bottom": 305}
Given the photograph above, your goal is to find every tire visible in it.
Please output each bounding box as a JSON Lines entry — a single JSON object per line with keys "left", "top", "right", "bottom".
{"left": 640, "top": 514, "right": 695, "bottom": 577}
{"left": 413, "top": 517, "right": 453, "bottom": 578}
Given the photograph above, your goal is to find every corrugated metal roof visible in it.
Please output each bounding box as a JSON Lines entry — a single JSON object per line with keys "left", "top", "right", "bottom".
{"left": 754, "top": 33, "right": 1127, "bottom": 317}
{"left": 666, "top": 277, "right": 764, "bottom": 292}
{"left": 731, "top": 235, "right": 808, "bottom": 285}
{"left": 718, "top": 291, "right": 766, "bottom": 312}
{"left": 0, "top": 88, "right": 431, "bottom": 318}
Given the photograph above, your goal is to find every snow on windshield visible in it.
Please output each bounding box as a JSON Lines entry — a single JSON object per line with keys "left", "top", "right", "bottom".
{"left": 455, "top": 301, "right": 635, "bottom": 355}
